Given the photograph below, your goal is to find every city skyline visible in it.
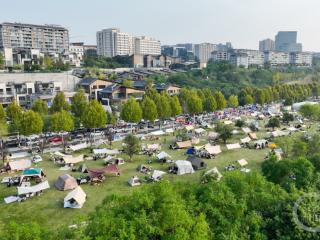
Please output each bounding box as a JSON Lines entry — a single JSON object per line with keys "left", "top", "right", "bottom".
{"left": 1, "top": 0, "right": 320, "bottom": 51}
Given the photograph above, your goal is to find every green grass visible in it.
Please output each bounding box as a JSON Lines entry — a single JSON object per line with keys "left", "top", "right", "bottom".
{"left": 0, "top": 119, "right": 309, "bottom": 230}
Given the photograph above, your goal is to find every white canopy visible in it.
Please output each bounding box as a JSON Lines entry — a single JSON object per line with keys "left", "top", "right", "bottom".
{"left": 237, "top": 159, "right": 248, "bottom": 167}
{"left": 8, "top": 152, "right": 30, "bottom": 160}
{"left": 242, "top": 127, "right": 252, "bottom": 134}
{"left": 63, "top": 155, "right": 83, "bottom": 164}
{"left": 157, "top": 151, "right": 171, "bottom": 160}
{"left": 8, "top": 159, "right": 31, "bottom": 171}
{"left": 204, "top": 144, "right": 221, "bottom": 155}
{"left": 287, "top": 127, "right": 298, "bottom": 132}
{"left": 175, "top": 160, "right": 194, "bottom": 175}
{"left": 165, "top": 128, "right": 174, "bottom": 134}
{"left": 152, "top": 170, "right": 166, "bottom": 180}
{"left": 17, "top": 180, "right": 50, "bottom": 195}
{"left": 204, "top": 167, "right": 222, "bottom": 181}
{"left": 93, "top": 148, "right": 119, "bottom": 155}
{"left": 224, "top": 120, "right": 233, "bottom": 125}
{"left": 208, "top": 132, "right": 219, "bottom": 139}
{"left": 68, "top": 143, "right": 88, "bottom": 152}
{"left": 150, "top": 130, "right": 165, "bottom": 136}
{"left": 226, "top": 143, "right": 241, "bottom": 150}
{"left": 64, "top": 186, "right": 86, "bottom": 209}
{"left": 185, "top": 125, "right": 194, "bottom": 131}
{"left": 240, "top": 137, "right": 251, "bottom": 144}
{"left": 195, "top": 128, "right": 205, "bottom": 134}
{"left": 271, "top": 130, "right": 287, "bottom": 137}
{"left": 146, "top": 144, "right": 161, "bottom": 151}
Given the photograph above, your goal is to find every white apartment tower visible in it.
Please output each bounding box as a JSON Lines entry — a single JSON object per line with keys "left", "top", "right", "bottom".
{"left": 134, "top": 36, "right": 161, "bottom": 55}
{"left": 0, "top": 22, "right": 69, "bottom": 54}
{"left": 96, "top": 28, "right": 134, "bottom": 57}
{"left": 194, "top": 43, "right": 217, "bottom": 63}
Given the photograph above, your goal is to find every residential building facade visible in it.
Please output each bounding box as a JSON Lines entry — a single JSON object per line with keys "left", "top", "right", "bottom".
{"left": 194, "top": 43, "right": 216, "bottom": 64}
{"left": 259, "top": 39, "right": 275, "bottom": 51}
{"left": 134, "top": 36, "right": 161, "bottom": 55}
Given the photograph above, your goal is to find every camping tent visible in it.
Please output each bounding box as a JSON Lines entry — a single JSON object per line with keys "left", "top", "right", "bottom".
{"left": 64, "top": 186, "right": 86, "bottom": 209}
{"left": 165, "top": 128, "right": 174, "bottom": 134}
{"left": 185, "top": 125, "right": 194, "bottom": 131}
{"left": 187, "top": 156, "right": 207, "bottom": 170}
{"left": 248, "top": 132, "right": 257, "bottom": 140}
{"left": 194, "top": 128, "right": 205, "bottom": 134}
{"left": 149, "top": 130, "right": 165, "bottom": 136}
{"left": 208, "top": 132, "right": 219, "bottom": 140}
{"left": 8, "top": 159, "right": 32, "bottom": 171}
{"left": 88, "top": 164, "right": 120, "bottom": 178}
{"left": 224, "top": 120, "right": 233, "bottom": 125}
{"left": 17, "top": 180, "right": 50, "bottom": 196}
{"left": 242, "top": 127, "right": 252, "bottom": 134}
{"left": 204, "top": 167, "right": 222, "bottom": 181}
{"left": 157, "top": 151, "right": 171, "bottom": 160}
{"left": 174, "top": 160, "right": 195, "bottom": 175}
{"left": 20, "top": 168, "right": 45, "bottom": 184}
{"left": 78, "top": 164, "right": 88, "bottom": 173}
{"left": 93, "top": 148, "right": 119, "bottom": 155}
{"left": 204, "top": 144, "right": 221, "bottom": 155}
{"left": 237, "top": 159, "right": 248, "bottom": 167}
{"left": 128, "top": 176, "right": 141, "bottom": 187}
{"left": 176, "top": 141, "right": 192, "bottom": 149}
{"left": 55, "top": 174, "right": 78, "bottom": 191}
{"left": 226, "top": 143, "right": 241, "bottom": 150}
{"left": 67, "top": 143, "right": 88, "bottom": 152}
{"left": 146, "top": 144, "right": 161, "bottom": 151}
{"left": 151, "top": 170, "right": 166, "bottom": 181}
{"left": 63, "top": 155, "right": 84, "bottom": 165}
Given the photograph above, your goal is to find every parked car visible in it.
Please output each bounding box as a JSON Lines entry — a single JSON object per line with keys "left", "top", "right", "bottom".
{"left": 48, "top": 136, "right": 63, "bottom": 143}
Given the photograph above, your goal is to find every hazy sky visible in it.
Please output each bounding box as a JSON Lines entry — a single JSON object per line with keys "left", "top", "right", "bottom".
{"left": 1, "top": 0, "right": 320, "bottom": 51}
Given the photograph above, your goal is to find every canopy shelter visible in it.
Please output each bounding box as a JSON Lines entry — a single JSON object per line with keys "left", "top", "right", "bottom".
{"left": 204, "top": 167, "right": 222, "bottom": 181}
{"left": 242, "top": 127, "right": 252, "bottom": 134}
{"left": 174, "top": 160, "right": 195, "bottom": 175}
{"left": 88, "top": 164, "right": 120, "bottom": 178}
{"left": 157, "top": 151, "right": 171, "bottom": 161}
{"left": 62, "top": 155, "right": 84, "bottom": 165}
{"left": 93, "top": 148, "right": 119, "bottom": 155}
{"left": 55, "top": 174, "right": 78, "bottom": 191}
{"left": 128, "top": 176, "right": 141, "bottom": 187}
{"left": 165, "top": 128, "right": 174, "bottom": 134}
{"left": 17, "top": 180, "right": 50, "bottom": 196}
{"left": 187, "top": 156, "right": 207, "bottom": 170}
{"left": 66, "top": 142, "right": 88, "bottom": 152}
{"left": 175, "top": 141, "right": 192, "bottom": 149}
{"left": 248, "top": 132, "right": 257, "bottom": 140}
{"left": 254, "top": 139, "right": 268, "bottom": 148}
{"left": 237, "top": 159, "right": 248, "bottom": 167}
{"left": 271, "top": 130, "right": 288, "bottom": 138}
{"left": 224, "top": 120, "right": 233, "bottom": 125}
{"left": 78, "top": 164, "right": 88, "bottom": 173}
{"left": 226, "top": 143, "right": 241, "bottom": 150}
{"left": 204, "top": 144, "right": 221, "bottom": 155}
{"left": 64, "top": 186, "right": 86, "bottom": 209}
{"left": 240, "top": 137, "right": 251, "bottom": 144}
{"left": 185, "top": 125, "right": 194, "bottom": 131}
{"left": 194, "top": 128, "right": 206, "bottom": 134}
{"left": 146, "top": 144, "right": 161, "bottom": 151}
{"left": 20, "top": 168, "right": 45, "bottom": 184}
{"left": 8, "top": 159, "right": 32, "bottom": 171}
{"left": 191, "top": 138, "right": 200, "bottom": 145}
{"left": 208, "top": 132, "right": 219, "bottom": 140}
{"left": 149, "top": 130, "right": 165, "bottom": 136}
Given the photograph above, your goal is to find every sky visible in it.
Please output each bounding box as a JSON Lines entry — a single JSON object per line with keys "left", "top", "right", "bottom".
{"left": 1, "top": 0, "right": 320, "bottom": 51}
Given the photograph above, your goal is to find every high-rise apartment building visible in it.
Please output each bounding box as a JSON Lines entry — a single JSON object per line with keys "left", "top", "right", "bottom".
{"left": 275, "top": 31, "right": 302, "bottom": 52}
{"left": 259, "top": 39, "right": 275, "bottom": 51}
{"left": 134, "top": 36, "right": 161, "bottom": 55}
{"left": 96, "top": 28, "right": 134, "bottom": 57}
{"left": 194, "top": 43, "right": 217, "bottom": 63}
{"left": 0, "top": 22, "right": 69, "bottom": 54}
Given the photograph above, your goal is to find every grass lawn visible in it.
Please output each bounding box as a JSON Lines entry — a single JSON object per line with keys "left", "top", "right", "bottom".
{"left": 0, "top": 119, "right": 310, "bottom": 231}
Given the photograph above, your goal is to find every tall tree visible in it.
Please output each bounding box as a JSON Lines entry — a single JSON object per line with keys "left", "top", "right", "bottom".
{"left": 120, "top": 98, "right": 142, "bottom": 123}
{"left": 0, "top": 104, "right": 6, "bottom": 122}
{"left": 216, "top": 123, "right": 233, "bottom": 144}
{"left": 141, "top": 96, "right": 158, "bottom": 122}
{"left": 82, "top": 100, "right": 107, "bottom": 129}
{"left": 214, "top": 91, "right": 227, "bottom": 110}
{"left": 6, "top": 101, "right": 22, "bottom": 132}
{"left": 228, "top": 95, "right": 239, "bottom": 108}
{"left": 0, "top": 52, "right": 4, "bottom": 69}
{"left": 44, "top": 55, "right": 53, "bottom": 70}
{"left": 31, "top": 99, "right": 48, "bottom": 116}
{"left": 204, "top": 95, "right": 217, "bottom": 112}
{"left": 106, "top": 111, "right": 117, "bottom": 125}
{"left": 123, "top": 134, "right": 140, "bottom": 161}
{"left": 50, "top": 92, "right": 70, "bottom": 113}
{"left": 71, "top": 89, "right": 88, "bottom": 124}
{"left": 170, "top": 96, "right": 182, "bottom": 116}
{"left": 187, "top": 94, "right": 203, "bottom": 115}
{"left": 19, "top": 110, "right": 43, "bottom": 135}
{"left": 50, "top": 111, "right": 74, "bottom": 132}
{"left": 245, "top": 95, "right": 254, "bottom": 105}
{"left": 156, "top": 94, "right": 172, "bottom": 119}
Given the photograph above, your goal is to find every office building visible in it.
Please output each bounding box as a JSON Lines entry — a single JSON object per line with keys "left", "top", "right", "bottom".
{"left": 194, "top": 43, "right": 216, "bottom": 63}
{"left": 229, "top": 52, "right": 249, "bottom": 68}
{"left": 211, "top": 51, "right": 229, "bottom": 62}
{"left": 275, "top": 31, "right": 302, "bottom": 52}
{"left": 96, "top": 28, "right": 134, "bottom": 57}
{"left": 290, "top": 52, "right": 312, "bottom": 67}
{"left": 264, "top": 51, "right": 290, "bottom": 66}
{"left": 259, "top": 39, "right": 275, "bottom": 51}
{"left": 0, "top": 22, "right": 69, "bottom": 54}
{"left": 134, "top": 36, "right": 161, "bottom": 55}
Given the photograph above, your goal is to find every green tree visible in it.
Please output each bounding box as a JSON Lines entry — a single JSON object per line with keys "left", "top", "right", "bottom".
{"left": 255, "top": 89, "right": 265, "bottom": 105}
{"left": 120, "top": 98, "right": 142, "bottom": 123}
{"left": 245, "top": 95, "right": 254, "bottom": 105}
{"left": 156, "top": 93, "right": 172, "bottom": 119}
{"left": 266, "top": 117, "right": 280, "bottom": 129}
{"left": 50, "top": 92, "right": 70, "bottom": 113}
{"left": 204, "top": 95, "right": 217, "bottom": 112}
{"left": 31, "top": 99, "right": 48, "bottom": 116}
{"left": 19, "top": 110, "right": 43, "bottom": 136}
{"left": 214, "top": 91, "right": 227, "bottom": 110}
{"left": 123, "top": 134, "right": 140, "bottom": 161}
{"left": 122, "top": 79, "right": 133, "bottom": 88}
{"left": 187, "top": 94, "right": 203, "bottom": 115}
{"left": 170, "top": 96, "right": 182, "bottom": 116}
{"left": 71, "top": 89, "right": 88, "bottom": 124}
{"left": 50, "top": 111, "right": 74, "bottom": 132}
{"left": 228, "top": 95, "right": 239, "bottom": 108}
{"left": 0, "top": 104, "right": 6, "bottom": 122}
{"left": 216, "top": 123, "right": 233, "bottom": 144}
{"left": 106, "top": 111, "right": 117, "bottom": 125}
{"left": 44, "top": 55, "right": 54, "bottom": 70}
{"left": 0, "top": 52, "right": 4, "bottom": 69}
{"left": 141, "top": 96, "right": 158, "bottom": 122}
{"left": 6, "top": 101, "right": 22, "bottom": 132}
{"left": 82, "top": 100, "right": 107, "bottom": 129}
{"left": 235, "top": 119, "right": 245, "bottom": 128}
{"left": 282, "top": 112, "right": 294, "bottom": 123}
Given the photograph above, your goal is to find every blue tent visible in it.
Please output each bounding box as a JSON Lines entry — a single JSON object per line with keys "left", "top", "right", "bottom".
{"left": 186, "top": 147, "right": 195, "bottom": 155}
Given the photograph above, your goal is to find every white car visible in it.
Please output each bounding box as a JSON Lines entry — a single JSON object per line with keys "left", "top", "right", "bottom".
{"left": 32, "top": 155, "right": 43, "bottom": 163}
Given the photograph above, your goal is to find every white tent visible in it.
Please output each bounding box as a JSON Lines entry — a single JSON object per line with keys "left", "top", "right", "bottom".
{"left": 240, "top": 137, "right": 251, "bottom": 144}
{"left": 150, "top": 130, "right": 165, "bottom": 136}
{"left": 17, "top": 180, "right": 50, "bottom": 195}
{"left": 237, "top": 159, "right": 248, "bottom": 167}
{"left": 226, "top": 143, "right": 241, "bottom": 150}
{"left": 128, "top": 176, "right": 141, "bottom": 187}
{"left": 242, "top": 127, "right": 252, "bottom": 134}
{"left": 146, "top": 144, "right": 161, "bottom": 151}
{"left": 64, "top": 186, "right": 86, "bottom": 209}
{"left": 8, "top": 159, "right": 32, "bottom": 171}
{"left": 204, "top": 144, "right": 221, "bottom": 155}
{"left": 185, "top": 125, "right": 194, "bottom": 131}
{"left": 8, "top": 152, "right": 30, "bottom": 160}
{"left": 165, "top": 128, "right": 174, "bottom": 134}
{"left": 271, "top": 130, "right": 287, "bottom": 138}
{"left": 93, "top": 148, "right": 119, "bottom": 155}
{"left": 175, "top": 160, "right": 195, "bottom": 175}
{"left": 224, "top": 120, "right": 233, "bottom": 125}
{"left": 67, "top": 143, "right": 88, "bottom": 152}
{"left": 157, "top": 151, "right": 171, "bottom": 160}
{"left": 195, "top": 128, "right": 205, "bottom": 134}
{"left": 152, "top": 170, "right": 166, "bottom": 181}
{"left": 208, "top": 132, "right": 219, "bottom": 140}
{"left": 204, "top": 167, "right": 222, "bottom": 181}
